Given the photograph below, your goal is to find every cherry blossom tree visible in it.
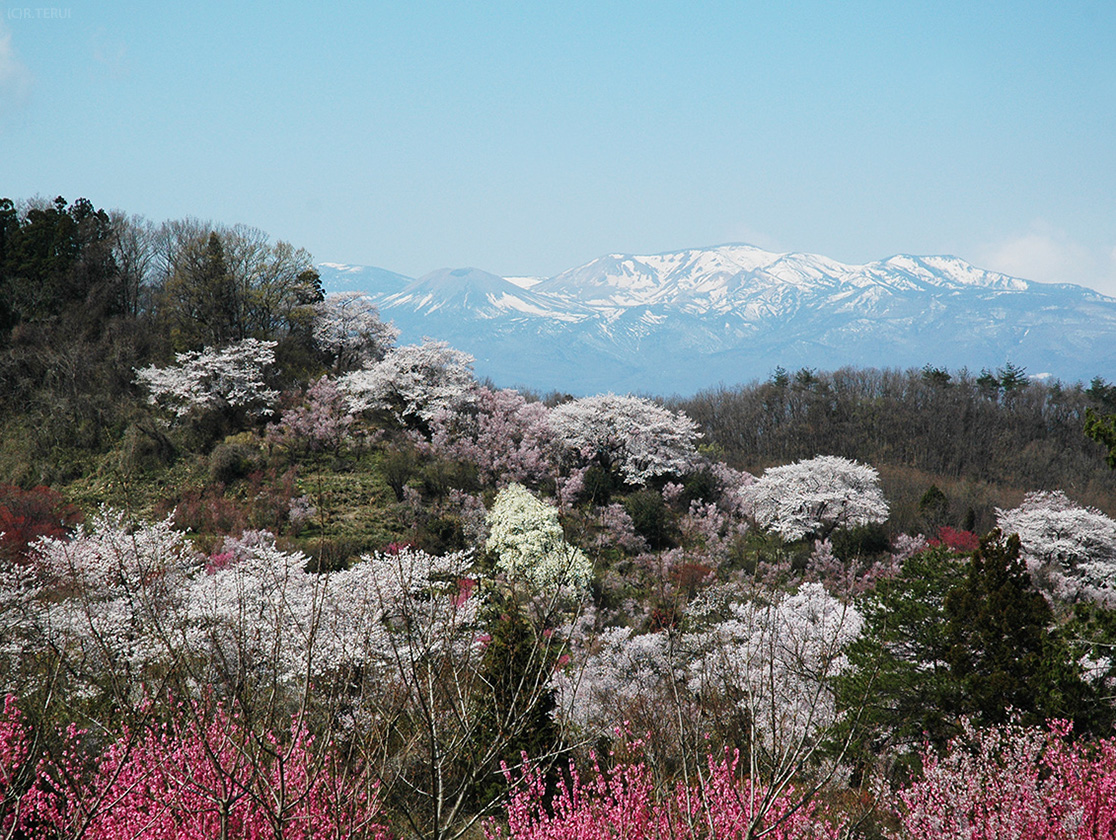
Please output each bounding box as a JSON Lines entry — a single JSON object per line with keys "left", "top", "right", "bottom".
{"left": 26, "top": 509, "right": 201, "bottom": 702}
{"left": 687, "top": 583, "right": 864, "bottom": 759}
{"left": 427, "top": 386, "right": 557, "bottom": 487}
{"left": 486, "top": 484, "right": 593, "bottom": 589}
{"left": 548, "top": 394, "right": 701, "bottom": 486}
{"left": 313, "top": 291, "right": 399, "bottom": 371}
{"left": 552, "top": 626, "right": 677, "bottom": 739}
{"left": 996, "top": 489, "right": 1116, "bottom": 603}
{"left": 741, "top": 455, "right": 889, "bottom": 541}
{"left": 338, "top": 339, "right": 476, "bottom": 429}
{"left": 134, "top": 337, "right": 280, "bottom": 420}
{"left": 267, "top": 375, "right": 354, "bottom": 454}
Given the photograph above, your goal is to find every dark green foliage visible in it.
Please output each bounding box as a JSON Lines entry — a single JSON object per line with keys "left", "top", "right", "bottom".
{"left": 469, "top": 603, "right": 561, "bottom": 813}
{"left": 944, "top": 531, "right": 1053, "bottom": 725}
{"left": 208, "top": 441, "right": 264, "bottom": 484}
{"left": 1085, "top": 407, "right": 1116, "bottom": 470}
{"left": 834, "top": 545, "right": 969, "bottom": 780}
{"left": 918, "top": 484, "right": 950, "bottom": 531}
{"left": 380, "top": 444, "right": 418, "bottom": 502}
{"left": 835, "top": 537, "right": 1112, "bottom": 785}
{"left": 0, "top": 196, "right": 123, "bottom": 334}
{"left": 623, "top": 489, "right": 675, "bottom": 550}
{"left": 581, "top": 465, "right": 616, "bottom": 505}
{"left": 681, "top": 467, "right": 720, "bottom": 506}
{"left": 943, "top": 530, "right": 1106, "bottom": 733}
{"left": 830, "top": 523, "right": 890, "bottom": 563}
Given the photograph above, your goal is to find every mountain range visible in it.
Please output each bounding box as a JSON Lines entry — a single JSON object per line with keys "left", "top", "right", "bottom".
{"left": 317, "top": 244, "right": 1116, "bottom": 396}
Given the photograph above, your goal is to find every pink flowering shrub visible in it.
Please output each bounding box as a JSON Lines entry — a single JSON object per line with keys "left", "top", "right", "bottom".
{"left": 489, "top": 747, "right": 841, "bottom": 840}
{"left": 891, "top": 719, "right": 1116, "bottom": 839}
{"left": 427, "top": 386, "right": 556, "bottom": 487}
{"left": 1, "top": 695, "right": 390, "bottom": 840}
{"left": 267, "top": 376, "right": 355, "bottom": 454}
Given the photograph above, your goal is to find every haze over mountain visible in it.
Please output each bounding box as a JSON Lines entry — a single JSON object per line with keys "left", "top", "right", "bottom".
{"left": 318, "top": 244, "right": 1116, "bottom": 395}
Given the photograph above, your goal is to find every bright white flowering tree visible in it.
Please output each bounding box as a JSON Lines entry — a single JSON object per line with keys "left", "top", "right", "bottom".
{"left": 548, "top": 394, "right": 701, "bottom": 486}
{"left": 686, "top": 583, "right": 864, "bottom": 755}
{"left": 25, "top": 510, "right": 201, "bottom": 698}
{"left": 997, "top": 490, "right": 1116, "bottom": 602}
{"left": 312, "top": 291, "right": 399, "bottom": 370}
{"left": 552, "top": 625, "right": 676, "bottom": 736}
{"left": 134, "top": 337, "right": 279, "bottom": 419}
{"left": 337, "top": 339, "right": 476, "bottom": 428}
{"left": 485, "top": 483, "right": 592, "bottom": 589}
{"left": 741, "top": 455, "right": 889, "bottom": 540}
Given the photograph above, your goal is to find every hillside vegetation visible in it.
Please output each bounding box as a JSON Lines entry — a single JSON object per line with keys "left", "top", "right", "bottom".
{"left": 4, "top": 196, "right": 1116, "bottom": 839}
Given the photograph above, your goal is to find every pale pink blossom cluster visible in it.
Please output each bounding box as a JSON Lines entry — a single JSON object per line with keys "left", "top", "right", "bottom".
{"left": 427, "top": 386, "right": 557, "bottom": 487}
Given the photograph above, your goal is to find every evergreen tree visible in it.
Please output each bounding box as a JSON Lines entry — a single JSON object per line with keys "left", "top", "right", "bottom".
{"left": 943, "top": 530, "right": 1102, "bottom": 730}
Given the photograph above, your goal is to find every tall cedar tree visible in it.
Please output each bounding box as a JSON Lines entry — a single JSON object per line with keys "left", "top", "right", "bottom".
{"left": 831, "top": 545, "right": 968, "bottom": 783}
{"left": 943, "top": 530, "right": 1101, "bottom": 730}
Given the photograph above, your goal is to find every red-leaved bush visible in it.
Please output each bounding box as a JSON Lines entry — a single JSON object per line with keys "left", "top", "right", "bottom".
{"left": 0, "top": 484, "right": 81, "bottom": 564}
{"left": 489, "top": 747, "right": 841, "bottom": 840}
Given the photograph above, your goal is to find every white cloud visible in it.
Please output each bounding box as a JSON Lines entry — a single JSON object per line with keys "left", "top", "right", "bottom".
{"left": 726, "top": 223, "right": 783, "bottom": 253}
{"left": 0, "top": 22, "right": 32, "bottom": 110}
{"left": 978, "top": 223, "right": 1116, "bottom": 298}
{"left": 91, "top": 29, "right": 128, "bottom": 78}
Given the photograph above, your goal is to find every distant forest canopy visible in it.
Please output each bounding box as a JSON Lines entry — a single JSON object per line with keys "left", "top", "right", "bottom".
{"left": 1, "top": 194, "right": 1115, "bottom": 525}
{"left": 675, "top": 365, "right": 1116, "bottom": 531}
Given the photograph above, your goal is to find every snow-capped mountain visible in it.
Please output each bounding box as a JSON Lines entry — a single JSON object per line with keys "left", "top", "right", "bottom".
{"left": 317, "top": 245, "right": 1116, "bottom": 395}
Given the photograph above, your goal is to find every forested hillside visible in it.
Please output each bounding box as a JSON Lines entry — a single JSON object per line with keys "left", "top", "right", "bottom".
{"left": 4, "top": 196, "right": 1116, "bottom": 839}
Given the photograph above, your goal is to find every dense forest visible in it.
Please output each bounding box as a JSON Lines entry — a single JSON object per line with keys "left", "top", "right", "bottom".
{"left": 4, "top": 195, "right": 1116, "bottom": 839}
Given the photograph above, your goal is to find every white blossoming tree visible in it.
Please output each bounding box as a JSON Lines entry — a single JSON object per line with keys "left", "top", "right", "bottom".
{"left": 548, "top": 393, "right": 701, "bottom": 486}
{"left": 741, "top": 454, "right": 889, "bottom": 540}
{"left": 686, "top": 582, "right": 864, "bottom": 756}
{"left": 134, "top": 337, "right": 279, "bottom": 420}
{"left": 337, "top": 339, "right": 476, "bottom": 429}
{"left": 485, "top": 483, "right": 593, "bottom": 589}
{"left": 24, "top": 510, "right": 201, "bottom": 701}
{"left": 312, "top": 291, "right": 399, "bottom": 371}
{"left": 997, "top": 490, "right": 1116, "bottom": 602}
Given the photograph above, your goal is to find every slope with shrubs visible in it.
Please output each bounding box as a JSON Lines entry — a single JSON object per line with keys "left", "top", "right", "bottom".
{"left": 5, "top": 196, "right": 1116, "bottom": 838}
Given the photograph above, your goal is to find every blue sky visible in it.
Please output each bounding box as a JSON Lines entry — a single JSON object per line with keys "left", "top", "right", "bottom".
{"left": 1, "top": 1, "right": 1114, "bottom": 294}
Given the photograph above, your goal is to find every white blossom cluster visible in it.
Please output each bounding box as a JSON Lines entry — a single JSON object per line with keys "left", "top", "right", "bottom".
{"left": 548, "top": 394, "right": 701, "bottom": 485}
{"left": 485, "top": 483, "right": 592, "bottom": 589}
{"left": 997, "top": 490, "right": 1116, "bottom": 603}
{"left": 686, "top": 583, "right": 864, "bottom": 749}
{"left": 5, "top": 513, "right": 481, "bottom": 699}
{"left": 552, "top": 626, "right": 677, "bottom": 734}
{"left": 134, "top": 337, "right": 280, "bottom": 418}
{"left": 312, "top": 292, "right": 399, "bottom": 368}
{"left": 741, "top": 455, "right": 889, "bottom": 540}
{"left": 28, "top": 510, "right": 200, "bottom": 694}
{"left": 337, "top": 339, "right": 476, "bottom": 425}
